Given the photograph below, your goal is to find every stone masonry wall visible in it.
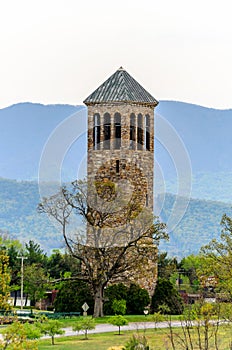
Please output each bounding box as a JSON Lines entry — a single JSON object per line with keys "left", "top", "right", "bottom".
{"left": 86, "top": 102, "right": 157, "bottom": 296}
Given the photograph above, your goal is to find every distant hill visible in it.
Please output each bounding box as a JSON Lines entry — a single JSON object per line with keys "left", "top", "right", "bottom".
{"left": 0, "top": 103, "right": 82, "bottom": 180}
{"left": 1, "top": 101, "right": 232, "bottom": 202}
{"left": 157, "top": 193, "right": 232, "bottom": 258}
{"left": 0, "top": 178, "right": 231, "bottom": 258}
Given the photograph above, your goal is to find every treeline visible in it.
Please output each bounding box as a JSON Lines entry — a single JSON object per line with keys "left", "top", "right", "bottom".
{"left": 0, "top": 178, "right": 232, "bottom": 256}
{"left": 158, "top": 193, "right": 232, "bottom": 258}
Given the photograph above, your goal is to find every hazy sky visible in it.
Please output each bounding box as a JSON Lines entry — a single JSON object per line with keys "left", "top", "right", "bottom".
{"left": 1, "top": 0, "right": 232, "bottom": 109}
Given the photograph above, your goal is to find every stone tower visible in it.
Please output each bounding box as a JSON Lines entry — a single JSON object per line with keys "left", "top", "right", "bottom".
{"left": 83, "top": 67, "right": 159, "bottom": 293}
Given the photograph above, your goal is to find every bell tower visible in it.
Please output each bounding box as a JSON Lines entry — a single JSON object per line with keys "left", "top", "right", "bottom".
{"left": 83, "top": 67, "right": 159, "bottom": 294}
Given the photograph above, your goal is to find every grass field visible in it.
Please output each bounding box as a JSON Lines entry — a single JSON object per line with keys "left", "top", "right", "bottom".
{"left": 38, "top": 327, "right": 232, "bottom": 350}
{"left": 56, "top": 314, "right": 181, "bottom": 328}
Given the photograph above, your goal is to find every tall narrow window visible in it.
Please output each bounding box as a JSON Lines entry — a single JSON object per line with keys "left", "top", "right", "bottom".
{"left": 103, "top": 113, "right": 111, "bottom": 150}
{"left": 116, "top": 160, "right": 120, "bottom": 173}
{"left": 146, "top": 193, "right": 149, "bottom": 207}
{"left": 137, "top": 114, "right": 143, "bottom": 150}
{"left": 144, "top": 114, "right": 150, "bottom": 151}
{"left": 93, "top": 113, "right": 100, "bottom": 150}
{"left": 114, "top": 113, "right": 121, "bottom": 149}
{"left": 130, "top": 114, "right": 136, "bottom": 150}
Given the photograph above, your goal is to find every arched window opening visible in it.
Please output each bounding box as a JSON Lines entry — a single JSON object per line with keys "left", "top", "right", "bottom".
{"left": 144, "top": 114, "right": 150, "bottom": 151}
{"left": 103, "top": 113, "right": 111, "bottom": 150}
{"left": 93, "top": 113, "right": 100, "bottom": 150}
{"left": 130, "top": 114, "right": 136, "bottom": 150}
{"left": 137, "top": 114, "right": 143, "bottom": 150}
{"left": 114, "top": 113, "right": 121, "bottom": 149}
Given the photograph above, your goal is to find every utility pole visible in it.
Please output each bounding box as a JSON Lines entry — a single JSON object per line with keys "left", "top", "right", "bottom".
{"left": 17, "top": 256, "right": 27, "bottom": 310}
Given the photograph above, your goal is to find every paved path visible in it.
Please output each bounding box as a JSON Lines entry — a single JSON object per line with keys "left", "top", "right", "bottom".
{"left": 62, "top": 321, "right": 182, "bottom": 338}
{"left": 0, "top": 321, "right": 182, "bottom": 340}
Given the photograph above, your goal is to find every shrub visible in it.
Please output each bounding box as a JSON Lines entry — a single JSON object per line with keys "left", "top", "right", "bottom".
{"left": 54, "top": 280, "right": 94, "bottom": 314}
{"left": 104, "top": 283, "right": 128, "bottom": 315}
{"left": 124, "top": 334, "right": 150, "bottom": 349}
{"left": 126, "top": 284, "right": 150, "bottom": 315}
{"left": 151, "top": 278, "right": 184, "bottom": 315}
{"left": 104, "top": 283, "right": 150, "bottom": 315}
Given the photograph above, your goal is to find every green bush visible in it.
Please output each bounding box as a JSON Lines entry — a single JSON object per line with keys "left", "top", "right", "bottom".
{"left": 54, "top": 280, "right": 94, "bottom": 314}
{"left": 126, "top": 284, "right": 150, "bottom": 315}
{"left": 104, "top": 283, "right": 128, "bottom": 315}
{"left": 104, "top": 283, "right": 150, "bottom": 315}
{"left": 151, "top": 278, "right": 184, "bottom": 315}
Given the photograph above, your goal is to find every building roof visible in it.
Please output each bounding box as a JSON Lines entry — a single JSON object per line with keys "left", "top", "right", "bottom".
{"left": 84, "top": 67, "right": 158, "bottom": 107}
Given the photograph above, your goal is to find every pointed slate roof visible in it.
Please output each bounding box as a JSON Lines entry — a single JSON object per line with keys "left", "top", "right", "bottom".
{"left": 84, "top": 67, "right": 158, "bottom": 107}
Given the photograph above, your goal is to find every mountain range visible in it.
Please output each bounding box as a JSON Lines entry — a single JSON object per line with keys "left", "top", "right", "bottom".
{"left": 1, "top": 101, "right": 232, "bottom": 257}
{"left": 1, "top": 101, "right": 232, "bottom": 201}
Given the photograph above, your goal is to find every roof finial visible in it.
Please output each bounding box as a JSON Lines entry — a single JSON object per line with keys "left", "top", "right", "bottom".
{"left": 118, "top": 66, "right": 125, "bottom": 71}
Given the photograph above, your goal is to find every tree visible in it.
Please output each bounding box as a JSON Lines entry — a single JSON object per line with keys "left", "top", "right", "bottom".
{"left": 151, "top": 278, "right": 184, "bottom": 315}
{"left": 109, "top": 315, "right": 128, "bottom": 335}
{"left": 200, "top": 213, "right": 232, "bottom": 297}
{"left": 126, "top": 284, "right": 150, "bottom": 315}
{"left": 158, "top": 252, "right": 179, "bottom": 279}
{"left": 0, "top": 250, "right": 11, "bottom": 311}
{"left": 72, "top": 317, "right": 96, "bottom": 340}
{"left": 0, "top": 320, "right": 40, "bottom": 349}
{"left": 23, "top": 263, "right": 49, "bottom": 306}
{"left": 179, "top": 254, "right": 203, "bottom": 293}
{"left": 40, "top": 320, "right": 64, "bottom": 345}
{"left": 54, "top": 280, "right": 94, "bottom": 313}
{"left": 39, "top": 179, "right": 167, "bottom": 317}
{"left": 112, "top": 299, "right": 127, "bottom": 315}
{"left": 25, "top": 240, "right": 47, "bottom": 267}
{"left": 46, "top": 250, "right": 80, "bottom": 279}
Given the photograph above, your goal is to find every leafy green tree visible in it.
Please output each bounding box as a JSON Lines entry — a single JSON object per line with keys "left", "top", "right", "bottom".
{"left": 0, "top": 250, "right": 11, "bottom": 311}
{"left": 40, "top": 320, "right": 64, "bottom": 345}
{"left": 112, "top": 299, "right": 127, "bottom": 315}
{"left": 0, "top": 236, "right": 22, "bottom": 306}
{"left": 158, "top": 252, "right": 179, "bottom": 279}
{"left": 179, "top": 254, "right": 203, "bottom": 292}
{"left": 109, "top": 315, "right": 128, "bottom": 335}
{"left": 24, "top": 263, "right": 49, "bottom": 306}
{"left": 0, "top": 320, "right": 40, "bottom": 349}
{"left": 72, "top": 317, "right": 96, "bottom": 340}
{"left": 7, "top": 243, "right": 21, "bottom": 306}
{"left": 126, "top": 284, "right": 150, "bottom": 315}
{"left": 200, "top": 213, "right": 232, "bottom": 297}
{"left": 151, "top": 278, "right": 184, "bottom": 315}
{"left": 54, "top": 280, "right": 94, "bottom": 313}
{"left": 25, "top": 240, "right": 47, "bottom": 267}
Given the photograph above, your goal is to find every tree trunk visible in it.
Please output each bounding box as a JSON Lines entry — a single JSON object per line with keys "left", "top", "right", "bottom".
{"left": 93, "top": 284, "right": 104, "bottom": 317}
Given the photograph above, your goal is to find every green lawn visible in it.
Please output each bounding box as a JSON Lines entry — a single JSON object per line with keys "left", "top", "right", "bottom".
{"left": 56, "top": 314, "right": 180, "bottom": 328}
{"left": 38, "top": 329, "right": 168, "bottom": 350}
{"left": 38, "top": 327, "right": 232, "bottom": 350}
